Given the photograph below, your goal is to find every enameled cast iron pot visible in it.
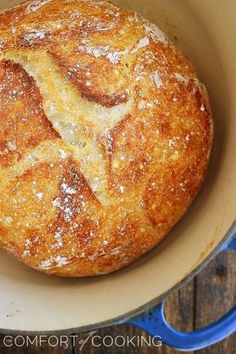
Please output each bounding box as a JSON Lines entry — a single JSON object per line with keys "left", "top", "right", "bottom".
{"left": 0, "top": 0, "right": 235, "bottom": 351}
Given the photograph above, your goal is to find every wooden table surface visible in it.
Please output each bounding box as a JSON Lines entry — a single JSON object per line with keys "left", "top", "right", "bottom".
{"left": 0, "top": 250, "right": 235, "bottom": 354}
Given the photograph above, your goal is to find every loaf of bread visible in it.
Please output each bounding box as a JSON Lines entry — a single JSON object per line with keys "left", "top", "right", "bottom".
{"left": 0, "top": 0, "right": 213, "bottom": 276}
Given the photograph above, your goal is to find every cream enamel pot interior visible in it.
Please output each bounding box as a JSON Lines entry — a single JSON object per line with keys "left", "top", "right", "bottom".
{"left": 0, "top": 0, "right": 235, "bottom": 343}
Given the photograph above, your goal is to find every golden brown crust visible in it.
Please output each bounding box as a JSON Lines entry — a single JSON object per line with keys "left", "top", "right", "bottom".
{"left": 0, "top": 59, "right": 59, "bottom": 168}
{"left": 0, "top": 0, "right": 213, "bottom": 276}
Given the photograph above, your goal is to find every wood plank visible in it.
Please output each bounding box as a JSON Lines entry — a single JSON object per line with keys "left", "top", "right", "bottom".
{"left": 162, "top": 279, "right": 195, "bottom": 354}
{"left": 195, "top": 251, "right": 236, "bottom": 354}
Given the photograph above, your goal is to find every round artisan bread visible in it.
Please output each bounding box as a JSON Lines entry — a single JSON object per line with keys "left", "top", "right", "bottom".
{"left": 0, "top": 0, "right": 213, "bottom": 276}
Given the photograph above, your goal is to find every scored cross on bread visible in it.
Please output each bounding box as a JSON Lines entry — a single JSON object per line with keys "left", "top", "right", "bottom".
{"left": 0, "top": 0, "right": 213, "bottom": 276}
